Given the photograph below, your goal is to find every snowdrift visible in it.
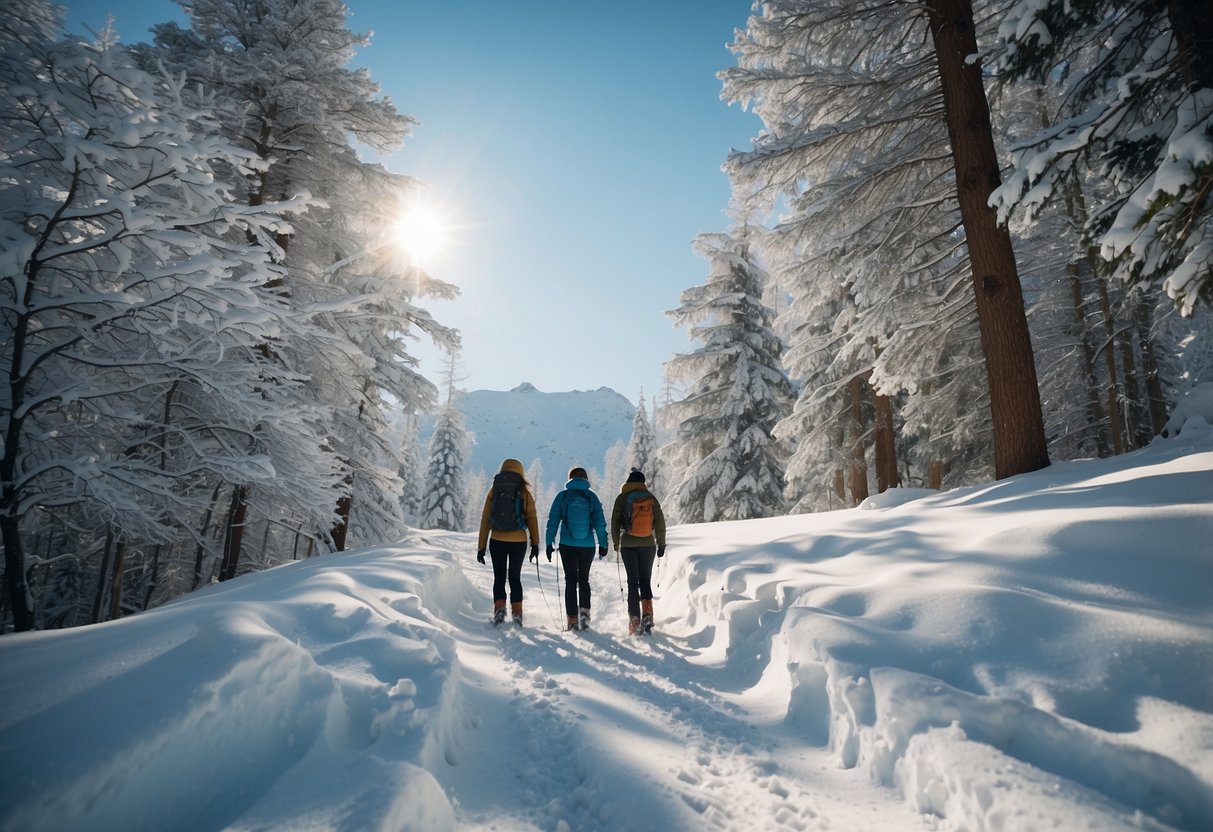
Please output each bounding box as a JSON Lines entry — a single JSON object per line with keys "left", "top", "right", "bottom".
{"left": 1, "top": 422, "right": 1210, "bottom": 831}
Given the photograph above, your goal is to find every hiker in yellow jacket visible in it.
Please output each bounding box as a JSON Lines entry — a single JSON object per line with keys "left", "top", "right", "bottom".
{"left": 477, "top": 458, "right": 541, "bottom": 625}
{"left": 610, "top": 469, "right": 666, "bottom": 635}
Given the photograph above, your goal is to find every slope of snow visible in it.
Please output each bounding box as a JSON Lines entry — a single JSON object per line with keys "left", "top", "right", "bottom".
{"left": 418, "top": 383, "right": 635, "bottom": 482}
{"left": 1, "top": 426, "right": 1211, "bottom": 831}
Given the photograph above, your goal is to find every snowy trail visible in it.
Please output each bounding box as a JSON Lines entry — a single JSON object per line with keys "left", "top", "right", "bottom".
{"left": 430, "top": 540, "right": 932, "bottom": 831}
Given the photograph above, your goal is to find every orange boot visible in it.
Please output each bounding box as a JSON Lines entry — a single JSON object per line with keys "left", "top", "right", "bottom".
{"left": 640, "top": 599, "right": 654, "bottom": 634}
{"left": 566, "top": 613, "right": 579, "bottom": 631}
{"left": 511, "top": 601, "right": 523, "bottom": 626}
{"left": 492, "top": 599, "right": 506, "bottom": 626}
{"left": 628, "top": 616, "right": 641, "bottom": 636}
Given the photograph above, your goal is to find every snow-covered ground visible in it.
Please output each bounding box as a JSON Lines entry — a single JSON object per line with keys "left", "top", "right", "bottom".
{"left": 2, "top": 415, "right": 1211, "bottom": 831}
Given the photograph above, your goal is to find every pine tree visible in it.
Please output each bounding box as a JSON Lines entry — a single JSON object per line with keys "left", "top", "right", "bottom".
{"left": 724, "top": 0, "right": 1049, "bottom": 484}
{"left": 137, "top": 0, "right": 458, "bottom": 570}
{"left": 0, "top": 4, "right": 304, "bottom": 629}
{"left": 418, "top": 356, "right": 469, "bottom": 532}
{"left": 397, "top": 412, "right": 424, "bottom": 526}
{"left": 626, "top": 391, "right": 657, "bottom": 481}
{"left": 662, "top": 231, "right": 794, "bottom": 523}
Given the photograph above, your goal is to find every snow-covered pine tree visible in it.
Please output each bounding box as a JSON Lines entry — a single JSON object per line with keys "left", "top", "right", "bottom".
{"left": 724, "top": 0, "right": 1049, "bottom": 483}
{"left": 990, "top": 0, "right": 1213, "bottom": 316}
{"left": 0, "top": 4, "right": 308, "bottom": 630}
{"left": 138, "top": 0, "right": 457, "bottom": 568}
{"left": 397, "top": 412, "right": 424, "bottom": 526}
{"left": 626, "top": 391, "right": 657, "bottom": 482}
{"left": 601, "top": 440, "right": 628, "bottom": 496}
{"left": 661, "top": 230, "right": 794, "bottom": 524}
{"left": 418, "top": 356, "right": 469, "bottom": 532}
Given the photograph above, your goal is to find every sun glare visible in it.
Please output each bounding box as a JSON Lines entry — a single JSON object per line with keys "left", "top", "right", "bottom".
{"left": 391, "top": 201, "right": 451, "bottom": 265}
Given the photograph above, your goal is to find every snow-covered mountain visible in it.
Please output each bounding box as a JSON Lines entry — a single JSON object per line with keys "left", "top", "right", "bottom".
{"left": 420, "top": 382, "right": 636, "bottom": 485}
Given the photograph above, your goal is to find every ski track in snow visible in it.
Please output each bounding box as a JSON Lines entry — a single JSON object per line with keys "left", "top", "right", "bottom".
{"left": 432, "top": 542, "right": 930, "bottom": 831}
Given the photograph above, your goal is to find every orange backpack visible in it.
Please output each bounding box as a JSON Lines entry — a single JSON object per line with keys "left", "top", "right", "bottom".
{"left": 624, "top": 492, "right": 654, "bottom": 537}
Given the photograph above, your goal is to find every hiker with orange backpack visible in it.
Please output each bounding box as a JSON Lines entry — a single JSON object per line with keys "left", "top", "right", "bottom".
{"left": 545, "top": 466, "right": 609, "bottom": 631}
{"left": 610, "top": 469, "right": 667, "bottom": 635}
{"left": 477, "top": 458, "right": 541, "bottom": 626}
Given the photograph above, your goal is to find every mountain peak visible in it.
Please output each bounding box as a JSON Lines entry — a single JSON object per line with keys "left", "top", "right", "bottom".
{"left": 418, "top": 385, "right": 635, "bottom": 487}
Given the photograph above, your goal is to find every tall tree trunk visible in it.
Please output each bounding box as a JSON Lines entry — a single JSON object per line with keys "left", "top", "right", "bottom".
{"left": 848, "top": 376, "right": 870, "bottom": 505}
{"left": 928, "top": 460, "right": 944, "bottom": 490}
{"left": 1, "top": 292, "right": 34, "bottom": 629}
{"left": 1094, "top": 273, "right": 1126, "bottom": 455}
{"left": 142, "top": 543, "right": 165, "bottom": 611}
{"left": 1066, "top": 260, "right": 1111, "bottom": 455}
{"left": 0, "top": 514, "right": 34, "bottom": 631}
{"left": 219, "top": 485, "right": 249, "bottom": 582}
{"left": 872, "top": 386, "right": 899, "bottom": 493}
{"left": 926, "top": 0, "right": 1049, "bottom": 479}
{"left": 1118, "top": 320, "right": 1147, "bottom": 449}
{"left": 1167, "top": 0, "right": 1213, "bottom": 89}
{"left": 91, "top": 528, "right": 115, "bottom": 625}
{"left": 332, "top": 472, "right": 354, "bottom": 552}
{"left": 193, "top": 481, "right": 225, "bottom": 589}
{"left": 108, "top": 539, "right": 127, "bottom": 621}
{"left": 1134, "top": 297, "right": 1169, "bottom": 436}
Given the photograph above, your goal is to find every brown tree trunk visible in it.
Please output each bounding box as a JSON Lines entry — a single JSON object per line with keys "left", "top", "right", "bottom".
{"left": 872, "top": 387, "right": 899, "bottom": 493}
{"left": 1066, "top": 260, "right": 1111, "bottom": 454}
{"left": 219, "top": 484, "right": 249, "bottom": 582}
{"left": 1118, "top": 322, "right": 1147, "bottom": 449}
{"left": 928, "top": 460, "right": 944, "bottom": 490}
{"left": 926, "top": 0, "right": 1049, "bottom": 479}
{"left": 108, "top": 539, "right": 126, "bottom": 621}
{"left": 1167, "top": 0, "right": 1213, "bottom": 89}
{"left": 0, "top": 514, "right": 33, "bottom": 631}
{"left": 91, "top": 528, "right": 115, "bottom": 624}
{"left": 848, "top": 375, "right": 870, "bottom": 505}
{"left": 193, "top": 481, "right": 224, "bottom": 589}
{"left": 1135, "top": 298, "right": 1169, "bottom": 435}
{"left": 332, "top": 473, "right": 354, "bottom": 552}
{"left": 1094, "top": 274, "right": 1126, "bottom": 455}
{"left": 142, "top": 543, "right": 165, "bottom": 611}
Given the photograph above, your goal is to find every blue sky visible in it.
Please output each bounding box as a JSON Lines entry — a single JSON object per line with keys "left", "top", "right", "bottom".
{"left": 60, "top": 0, "right": 762, "bottom": 408}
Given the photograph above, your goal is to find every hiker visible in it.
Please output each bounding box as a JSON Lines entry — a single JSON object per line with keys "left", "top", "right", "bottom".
{"left": 610, "top": 468, "right": 667, "bottom": 635}
{"left": 477, "top": 458, "right": 541, "bottom": 625}
{"left": 545, "top": 466, "right": 609, "bottom": 631}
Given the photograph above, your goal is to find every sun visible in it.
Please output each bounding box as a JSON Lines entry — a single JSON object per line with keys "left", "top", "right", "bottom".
{"left": 390, "top": 199, "right": 451, "bottom": 265}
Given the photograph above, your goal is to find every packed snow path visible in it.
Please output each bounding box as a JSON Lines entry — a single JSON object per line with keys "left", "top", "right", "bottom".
{"left": 436, "top": 539, "right": 931, "bottom": 831}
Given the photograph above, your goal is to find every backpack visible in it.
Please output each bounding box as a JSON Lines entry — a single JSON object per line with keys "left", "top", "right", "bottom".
{"left": 623, "top": 491, "right": 655, "bottom": 537}
{"left": 490, "top": 471, "right": 524, "bottom": 531}
{"left": 563, "top": 490, "right": 593, "bottom": 539}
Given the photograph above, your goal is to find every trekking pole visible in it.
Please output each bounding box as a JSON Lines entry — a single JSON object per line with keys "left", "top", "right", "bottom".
{"left": 655, "top": 552, "right": 663, "bottom": 588}
{"left": 534, "top": 557, "right": 559, "bottom": 629}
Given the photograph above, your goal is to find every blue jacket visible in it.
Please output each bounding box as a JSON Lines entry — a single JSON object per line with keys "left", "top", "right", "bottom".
{"left": 545, "top": 478, "right": 608, "bottom": 549}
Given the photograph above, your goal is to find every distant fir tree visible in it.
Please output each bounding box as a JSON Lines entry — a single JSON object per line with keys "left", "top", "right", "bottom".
{"left": 397, "top": 412, "right": 424, "bottom": 526}
{"left": 626, "top": 391, "right": 657, "bottom": 483}
{"left": 419, "top": 357, "right": 469, "bottom": 532}
{"left": 601, "top": 440, "right": 629, "bottom": 494}
{"left": 661, "top": 231, "right": 794, "bottom": 523}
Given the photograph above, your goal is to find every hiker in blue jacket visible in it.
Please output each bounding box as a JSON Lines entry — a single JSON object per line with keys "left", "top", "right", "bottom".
{"left": 545, "top": 467, "right": 609, "bottom": 630}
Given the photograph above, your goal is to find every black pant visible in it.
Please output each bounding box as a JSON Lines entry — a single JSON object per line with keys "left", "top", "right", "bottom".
{"left": 620, "top": 546, "right": 656, "bottom": 618}
{"left": 559, "top": 545, "right": 595, "bottom": 615}
{"left": 490, "top": 539, "right": 526, "bottom": 602}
